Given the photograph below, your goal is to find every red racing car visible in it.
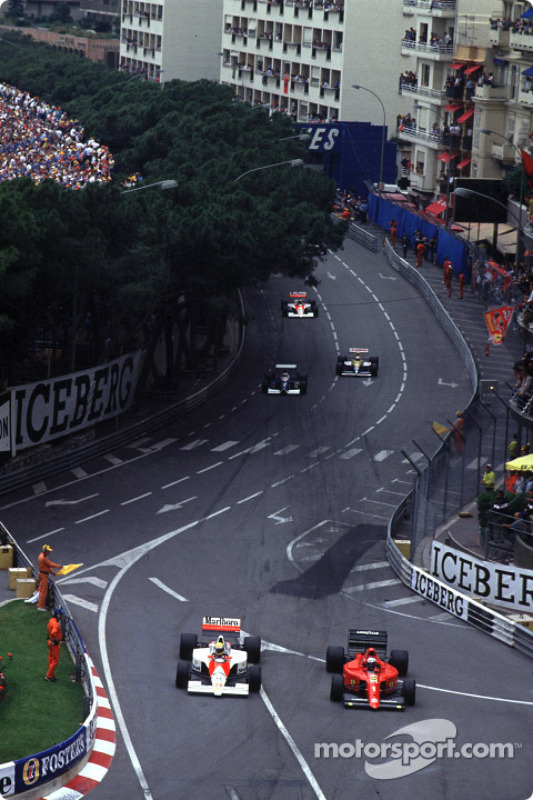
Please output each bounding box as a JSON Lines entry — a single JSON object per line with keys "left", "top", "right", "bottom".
{"left": 326, "top": 629, "right": 415, "bottom": 710}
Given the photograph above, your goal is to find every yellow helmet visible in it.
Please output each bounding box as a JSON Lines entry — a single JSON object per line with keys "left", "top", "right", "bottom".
{"left": 214, "top": 636, "right": 225, "bottom": 655}
{"left": 42, "top": 544, "right": 53, "bottom": 552}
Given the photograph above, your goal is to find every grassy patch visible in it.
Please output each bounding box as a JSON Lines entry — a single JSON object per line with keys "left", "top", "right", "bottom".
{"left": 0, "top": 600, "right": 85, "bottom": 762}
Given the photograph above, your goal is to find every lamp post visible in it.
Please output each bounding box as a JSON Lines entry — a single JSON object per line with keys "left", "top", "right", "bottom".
{"left": 480, "top": 128, "right": 524, "bottom": 273}
{"left": 232, "top": 158, "right": 304, "bottom": 183}
{"left": 121, "top": 179, "right": 178, "bottom": 194}
{"left": 352, "top": 84, "right": 386, "bottom": 189}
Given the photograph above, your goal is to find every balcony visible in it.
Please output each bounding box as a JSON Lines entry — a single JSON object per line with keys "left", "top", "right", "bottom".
{"left": 400, "top": 81, "right": 444, "bottom": 101}
{"left": 490, "top": 142, "right": 516, "bottom": 163}
{"left": 474, "top": 83, "right": 510, "bottom": 101}
{"left": 488, "top": 28, "right": 510, "bottom": 48}
{"left": 403, "top": 0, "right": 456, "bottom": 14}
{"left": 510, "top": 30, "right": 533, "bottom": 53}
{"left": 401, "top": 40, "right": 453, "bottom": 59}
{"left": 519, "top": 89, "right": 533, "bottom": 108}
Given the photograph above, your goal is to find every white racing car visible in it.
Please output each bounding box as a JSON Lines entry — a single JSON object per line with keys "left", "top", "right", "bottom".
{"left": 281, "top": 292, "right": 319, "bottom": 318}
{"left": 176, "top": 616, "right": 261, "bottom": 697}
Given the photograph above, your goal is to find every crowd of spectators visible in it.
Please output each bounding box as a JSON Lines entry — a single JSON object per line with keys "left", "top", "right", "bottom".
{"left": 333, "top": 192, "right": 368, "bottom": 223}
{"left": 490, "top": 16, "right": 533, "bottom": 35}
{"left": 0, "top": 82, "right": 113, "bottom": 188}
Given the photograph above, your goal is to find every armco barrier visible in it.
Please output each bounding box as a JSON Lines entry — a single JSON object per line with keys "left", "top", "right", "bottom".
{"left": 0, "top": 298, "right": 245, "bottom": 497}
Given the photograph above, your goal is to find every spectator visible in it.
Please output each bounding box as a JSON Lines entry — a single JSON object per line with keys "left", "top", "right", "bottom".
{"left": 481, "top": 464, "right": 496, "bottom": 491}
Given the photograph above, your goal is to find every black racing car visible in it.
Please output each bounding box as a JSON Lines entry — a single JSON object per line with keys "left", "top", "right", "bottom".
{"left": 262, "top": 364, "right": 307, "bottom": 395}
{"left": 336, "top": 348, "right": 379, "bottom": 377}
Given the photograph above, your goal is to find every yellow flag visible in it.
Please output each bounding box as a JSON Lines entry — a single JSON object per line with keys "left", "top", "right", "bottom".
{"left": 432, "top": 421, "right": 450, "bottom": 436}
{"left": 56, "top": 563, "right": 83, "bottom": 576}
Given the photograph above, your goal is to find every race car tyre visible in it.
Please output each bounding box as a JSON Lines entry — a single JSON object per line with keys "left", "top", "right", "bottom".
{"left": 179, "top": 633, "right": 198, "bottom": 661}
{"left": 248, "top": 664, "right": 262, "bottom": 693}
{"left": 370, "top": 357, "right": 379, "bottom": 377}
{"left": 330, "top": 673, "right": 344, "bottom": 702}
{"left": 244, "top": 636, "right": 261, "bottom": 664}
{"left": 389, "top": 649, "right": 409, "bottom": 677}
{"left": 300, "top": 376, "right": 308, "bottom": 395}
{"left": 326, "top": 645, "right": 345, "bottom": 673}
{"left": 402, "top": 678, "right": 416, "bottom": 706}
{"left": 261, "top": 381, "right": 269, "bottom": 394}
{"left": 176, "top": 660, "right": 190, "bottom": 689}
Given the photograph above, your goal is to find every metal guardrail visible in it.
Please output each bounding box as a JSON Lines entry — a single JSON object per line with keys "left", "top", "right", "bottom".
{"left": 344, "top": 219, "right": 379, "bottom": 251}
{"left": 0, "top": 303, "right": 245, "bottom": 497}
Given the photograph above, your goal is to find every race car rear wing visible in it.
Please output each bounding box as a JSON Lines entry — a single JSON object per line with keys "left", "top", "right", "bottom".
{"left": 274, "top": 364, "right": 297, "bottom": 369}
{"left": 202, "top": 616, "right": 242, "bottom": 644}
{"left": 289, "top": 292, "right": 307, "bottom": 298}
{"left": 348, "top": 348, "right": 369, "bottom": 354}
{"left": 348, "top": 629, "right": 388, "bottom": 659}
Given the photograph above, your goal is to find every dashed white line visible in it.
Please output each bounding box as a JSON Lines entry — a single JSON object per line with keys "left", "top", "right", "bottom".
{"left": 149, "top": 577, "right": 188, "bottom": 602}
{"left": 75, "top": 510, "right": 110, "bottom": 524}
{"left": 161, "top": 477, "right": 190, "bottom": 489}
{"left": 237, "top": 492, "right": 264, "bottom": 504}
{"left": 197, "top": 462, "right": 223, "bottom": 474}
{"left": 121, "top": 492, "right": 152, "bottom": 506}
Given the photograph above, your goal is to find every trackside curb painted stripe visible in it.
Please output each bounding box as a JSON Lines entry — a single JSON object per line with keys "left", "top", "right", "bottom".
{"left": 35, "top": 653, "right": 116, "bottom": 800}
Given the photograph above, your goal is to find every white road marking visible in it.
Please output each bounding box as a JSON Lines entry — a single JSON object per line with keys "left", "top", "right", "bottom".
{"left": 149, "top": 438, "right": 177, "bottom": 451}
{"left": 382, "top": 595, "right": 425, "bottom": 608}
{"left": 271, "top": 475, "right": 295, "bottom": 487}
{"left": 228, "top": 441, "right": 270, "bottom": 459}
{"left": 180, "top": 439, "right": 208, "bottom": 450}
{"left": 45, "top": 494, "right": 99, "bottom": 507}
{"left": 149, "top": 577, "right": 188, "bottom": 602}
{"left": 349, "top": 561, "right": 390, "bottom": 572}
{"left": 205, "top": 507, "right": 231, "bottom": 520}
{"left": 307, "top": 447, "right": 330, "bottom": 457}
{"left": 59, "top": 576, "right": 108, "bottom": 589}
{"left": 121, "top": 492, "right": 152, "bottom": 506}
{"left": 197, "top": 462, "right": 223, "bottom": 474}
{"left": 32, "top": 481, "right": 47, "bottom": 494}
{"left": 237, "top": 491, "right": 264, "bottom": 504}
{"left": 339, "top": 448, "right": 362, "bottom": 460}
{"left": 104, "top": 454, "right": 123, "bottom": 466}
{"left": 27, "top": 527, "right": 65, "bottom": 544}
{"left": 374, "top": 449, "right": 394, "bottom": 461}
{"left": 61, "top": 594, "right": 99, "bottom": 613}
{"left": 127, "top": 437, "right": 152, "bottom": 449}
{"left": 260, "top": 687, "right": 326, "bottom": 800}
{"left": 211, "top": 441, "right": 238, "bottom": 452}
{"left": 72, "top": 467, "right": 88, "bottom": 478}
{"left": 75, "top": 510, "right": 110, "bottom": 524}
{"left": 274, "top": 445, "right": 300, "bottom": 456}
{"left": 345, "top": 578, "right": 401, "bottom": 593}
{"left": 161, "top": 476, "right": 190, "bottom": 489}
{"left": 157, "top": 496, "right": 197, "bottom": 514}
{"left": 268, "top": 506, "right": 293, "bottom": 524}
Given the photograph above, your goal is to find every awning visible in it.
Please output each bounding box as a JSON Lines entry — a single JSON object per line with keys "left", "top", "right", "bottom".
{"left": 522, "top": 6, "right": 533, "bottom": 18}
{"left": 457, "top": 157, "right": 471, "bottom": 170}
{"left": 522, "top": 66, "right": 533, "bottom": 78}
{"left": 464, "top": 65, "right": 482, "bottom": 74}
{"left": 438, "top": 152, "right": 459, "bottom": 163}
{"left": 449, "top": 63, "right": 465, "bottom": 70}
{"left": 457, "top": 108, "right": 474, "bottom": 124}
{"left": 493, "top": 57, "right": 507, "bottom": 65}
{"left": 425, "top": 200, "right": 447, "bottom": 216}
{"left": 444, "top": 102, "right": 463, "bottom": 112}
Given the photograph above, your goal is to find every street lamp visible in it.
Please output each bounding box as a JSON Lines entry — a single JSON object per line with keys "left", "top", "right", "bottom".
{"left": 121, "top": 179, "right": 178, "bottom": 194}
{"left": 232, "top": 158, "right": 304, "bottom": 183}
{"left": 480, "top": 128, "right": 524, "bottom": 271}
{"left": 352, "top": 84, "right": 386, "bottom": 189}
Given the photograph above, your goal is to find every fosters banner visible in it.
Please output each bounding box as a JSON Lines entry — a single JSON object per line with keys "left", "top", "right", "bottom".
{"left": 6, "top": 351, "right": 142, "bottom": 455}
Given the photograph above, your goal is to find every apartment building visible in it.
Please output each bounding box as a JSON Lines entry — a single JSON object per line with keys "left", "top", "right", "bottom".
{"left": 120, "top": 0, "right": 222, "bottom": 83}
{"left": 219, "top": 0, "right": 414, "bottom": 136}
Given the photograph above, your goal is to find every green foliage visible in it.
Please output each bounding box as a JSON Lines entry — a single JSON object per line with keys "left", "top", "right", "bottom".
{"left": 0, "top": 601, "right": 84, "bottom": 762}
{"left": 0, "top": 36, "right": 345, "bottom": 382}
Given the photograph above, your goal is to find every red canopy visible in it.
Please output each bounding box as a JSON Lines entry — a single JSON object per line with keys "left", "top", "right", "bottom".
{"left": 444, "top": 102, "right": 463, "bottom": 112}
{"left": 438, "top": 152, "right": 459, "bottom": 163}
{"left": 457, "top": 157, "right": 471, "bottom": 170}
{"left": 449, "top": 63, "right": 465, "bottom": 70}
{"left": 457, "top": 108, "right": 474, "bottom": 124}
{"left": 464, "top": 65, "right": 482, "bottom": 74}
{"left": 425, "top": 200, "right": 447, "bottom": 216}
